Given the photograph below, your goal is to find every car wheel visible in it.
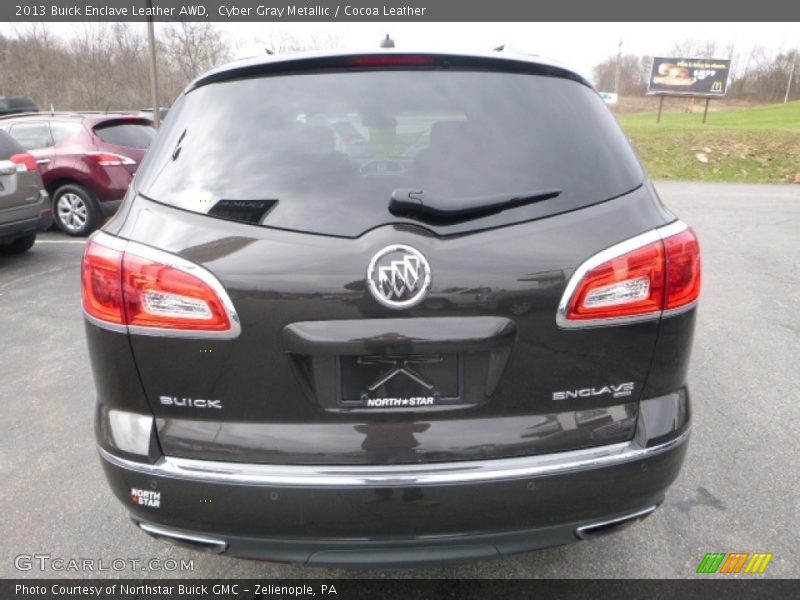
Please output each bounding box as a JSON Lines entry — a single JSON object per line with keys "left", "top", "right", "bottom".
{"left": 1, "top": 234, "right": 36, "bottom": 254}
{"left": 53, "top": 184, "right": 100, "bottom": 237}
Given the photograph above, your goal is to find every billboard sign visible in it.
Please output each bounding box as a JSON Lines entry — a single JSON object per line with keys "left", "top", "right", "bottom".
{"left": 648, "top": 57, "right": 731, "bottom": 96}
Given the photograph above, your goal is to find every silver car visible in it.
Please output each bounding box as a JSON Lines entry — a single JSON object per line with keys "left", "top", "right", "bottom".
{"left": 0, "top": 129, "right": 50, "bottom": 254}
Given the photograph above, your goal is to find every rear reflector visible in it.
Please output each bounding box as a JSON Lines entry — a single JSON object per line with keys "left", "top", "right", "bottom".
{"left": 82, "top": 232, "right": 240, "bottom": 337}
{"left": 346, "top": 55, "right": 436, "bottom": 67}
{"left": 558, "top": 222, "right": 700, "bottom": 328}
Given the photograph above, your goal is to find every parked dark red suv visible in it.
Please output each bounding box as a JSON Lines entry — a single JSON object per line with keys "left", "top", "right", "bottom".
{"left": 0, "top": 113, "right": 154, "bottom": 235}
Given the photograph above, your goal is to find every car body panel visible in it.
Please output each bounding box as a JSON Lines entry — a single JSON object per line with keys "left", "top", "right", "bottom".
{"left": 84, "top": 50, "right": 698, "bottom": 564}
{"left": 101, "top": 183, "right": 681, "bottom": 465}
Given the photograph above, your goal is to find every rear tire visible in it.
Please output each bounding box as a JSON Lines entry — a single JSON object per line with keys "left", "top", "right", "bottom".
{"left": 53, "top": 184, "right": 100, "bottom": 237}
{"left": 1, "top": 234, "right": 36, "bottom": 254}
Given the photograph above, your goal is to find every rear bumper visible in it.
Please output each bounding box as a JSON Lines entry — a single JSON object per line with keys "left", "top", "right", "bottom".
{"left": 98, "top": 199, "right": 122, "bottom": 218}
{"left": 0, "top": 212, "right": 51, "bottom": 242}
{"left": 97, "top": 390, "right": 690, "bottom": 567}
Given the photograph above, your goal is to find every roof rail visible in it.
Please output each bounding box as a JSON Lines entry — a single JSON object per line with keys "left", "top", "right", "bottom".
{"left": 0, "top": 110, "right": 143, "bottom": 121}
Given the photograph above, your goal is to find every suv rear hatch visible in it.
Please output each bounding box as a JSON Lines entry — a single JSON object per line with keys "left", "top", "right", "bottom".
{"left": 91, "top": 117, "right": 155, "bottom": 174}
{"left": 114, "top": 53, "right": 670, "bottom": 465}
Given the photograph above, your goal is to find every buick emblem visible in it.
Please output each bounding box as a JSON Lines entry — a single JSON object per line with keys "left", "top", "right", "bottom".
{"left": 367, "top": 244, "right": 431, "bottom": 309}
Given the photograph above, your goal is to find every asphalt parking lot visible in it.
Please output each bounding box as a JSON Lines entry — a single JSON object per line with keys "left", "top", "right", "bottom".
{"left": 1, "top": 181, "right": 798, "bottom": 579}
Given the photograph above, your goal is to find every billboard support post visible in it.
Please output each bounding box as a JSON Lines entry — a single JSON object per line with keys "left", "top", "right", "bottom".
{"left": 657, "top": 95, "right": 664, "bottom": 123}
{"left": 702, "top": 98, "right": 711, "bottom": 124}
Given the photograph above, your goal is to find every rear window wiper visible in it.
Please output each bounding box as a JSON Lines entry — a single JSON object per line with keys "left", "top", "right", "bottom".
{"left": 389, "top": 188, "right": 562, "bottom": 224}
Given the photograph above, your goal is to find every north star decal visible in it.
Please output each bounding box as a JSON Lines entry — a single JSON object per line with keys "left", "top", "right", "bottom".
{"left": 365, "top": 397, "right": 435, "bottom": 408}
{"left": 552, "top": 382, "right": 635, "bottom": 401}
{"left": 160, "top": 396, "right": 223, "bottom": 409}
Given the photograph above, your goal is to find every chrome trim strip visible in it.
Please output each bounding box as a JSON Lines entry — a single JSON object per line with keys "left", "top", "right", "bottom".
{"left": 92, "top": 229, "right": 129, "bottom": 252}
{"left": 662, "top": 300, "right": 698, "bottom": 319}
{"left": 97, "top": 428, "right": 690, "bottom": 488}
{"left": 81, "top": 232, "right": 241, "bottom": 339}
{"left": 139, "top": 522, "right": 227, "bottom": 553}
{"left": 574, "top": 505, "right": 657, "bottom": 540}
{"left": 657, "top": 220, "right": 689, "bottom": 239}
{"left": 556, "top": 220, "right": 691, "bottom": 329}
{"left": 82, "top": 310, "right": 127, "bottom": 333}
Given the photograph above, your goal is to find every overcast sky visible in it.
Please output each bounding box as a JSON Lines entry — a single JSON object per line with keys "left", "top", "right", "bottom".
{"left": 4, "top": 21, "right": 798, "bottom": 81}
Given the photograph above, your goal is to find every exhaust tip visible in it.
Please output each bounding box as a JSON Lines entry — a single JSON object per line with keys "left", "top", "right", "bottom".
{"left": 575, "top": 505, "right": 658, "bottom": 540}
{"left": 138, "top": 522, "right": 228, "bottom": 554}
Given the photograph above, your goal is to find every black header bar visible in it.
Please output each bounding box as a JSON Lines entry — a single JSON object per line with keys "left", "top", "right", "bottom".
{"left": 4, "top": 0, "right": 800, "bottom": 22}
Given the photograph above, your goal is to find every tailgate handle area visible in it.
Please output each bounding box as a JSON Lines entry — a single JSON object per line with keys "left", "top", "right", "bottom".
{"left": 283, "top": 317, "right": 516, "bottom": 356}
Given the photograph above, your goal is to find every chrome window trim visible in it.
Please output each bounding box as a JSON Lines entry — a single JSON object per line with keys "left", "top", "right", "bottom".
{"left": 81, "top": 231, "right": 241, "bottom": 339}
{"left": 556, "top": 220, "right": 690, "bottom": 329}
{"left": 98, "top": 428, "right": 689, "bottom": 488}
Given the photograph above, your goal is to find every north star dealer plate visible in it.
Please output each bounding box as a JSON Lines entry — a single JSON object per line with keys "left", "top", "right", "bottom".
{"left": 338, "top": 353, "right": 462, "bottom": 408}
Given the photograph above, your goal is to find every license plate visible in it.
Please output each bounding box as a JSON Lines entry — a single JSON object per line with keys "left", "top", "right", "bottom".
{"left": 338, "top": 353, "right": 462, "bottom": 408}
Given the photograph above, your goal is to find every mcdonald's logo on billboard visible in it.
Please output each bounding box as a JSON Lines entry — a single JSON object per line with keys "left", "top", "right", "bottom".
{"left": 696, "top": 552, "right": 773, "bottom": 574}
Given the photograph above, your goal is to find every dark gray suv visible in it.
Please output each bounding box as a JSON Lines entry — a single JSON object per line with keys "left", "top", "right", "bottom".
{"left": 83, "top": 50, "right": 700, "bottom": 567}
{"left": 0, "top": 130, "right": 50, "bottom": 254}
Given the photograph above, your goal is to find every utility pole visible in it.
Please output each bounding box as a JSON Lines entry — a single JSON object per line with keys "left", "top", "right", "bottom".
{"left": 146, "top": 0, "right": 160, "bottom": 128}
{"left": 613, "top": 39, "right": 622, "bottom": 95}
{"left": 785, "top": 48, "right": 797, "bottom": 104}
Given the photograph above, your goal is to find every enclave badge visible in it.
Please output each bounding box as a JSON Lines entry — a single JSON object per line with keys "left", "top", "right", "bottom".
{"left": 367, "top": 244, "right": 431, "bottom": 309}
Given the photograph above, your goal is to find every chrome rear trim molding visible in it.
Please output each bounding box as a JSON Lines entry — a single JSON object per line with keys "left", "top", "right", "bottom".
{"left": 138, "top": 522, "right": 228, "bottom": 554}
{"left": 98, "top": 428, "right": 689, "bottom": 488}
{"left": 574, "top": 505, "right": 658, "bottom": 540}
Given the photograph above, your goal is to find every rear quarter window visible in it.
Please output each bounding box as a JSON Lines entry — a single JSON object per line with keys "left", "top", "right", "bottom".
{"left": 136, "top": 69, "right": 644, "bottom": 237}
{"left": 8, "top": 122, "right": 54, "bottom": 150}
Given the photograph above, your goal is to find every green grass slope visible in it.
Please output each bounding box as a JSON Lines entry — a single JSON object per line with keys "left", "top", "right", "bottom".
{"left": 617, "top": 101, "right": 800, "bottom": 183}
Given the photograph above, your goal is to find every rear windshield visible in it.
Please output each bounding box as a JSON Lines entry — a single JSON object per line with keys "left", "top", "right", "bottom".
{"left": 136, "top": 69, "right": 643, "bottom": 237}
{"left": 94, "top": 121, "right": 155, "bottom": 149}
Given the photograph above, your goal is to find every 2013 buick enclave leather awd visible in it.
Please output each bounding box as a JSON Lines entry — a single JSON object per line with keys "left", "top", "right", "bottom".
{"left": 83, "top": 50, "right": 700, "bottom": 567}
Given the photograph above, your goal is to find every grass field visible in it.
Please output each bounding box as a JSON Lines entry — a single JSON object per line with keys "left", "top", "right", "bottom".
{"left": 616, "top": 101, "right": 800, "bottom": 184}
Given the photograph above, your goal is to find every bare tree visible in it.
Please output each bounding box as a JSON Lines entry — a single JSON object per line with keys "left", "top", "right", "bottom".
{"left": 592, "top": 54, "right": 649, "bottom": 95}
{"left": 249, "top": 29, "right": 343, "bottom": 55}
{"left": 162, "top": 22, "right": 230, "bottom": 85}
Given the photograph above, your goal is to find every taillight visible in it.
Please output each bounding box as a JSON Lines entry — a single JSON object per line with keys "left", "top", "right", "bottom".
{"left": 86, "top": 151, "right": 136, "bottom": 166}
{"left": 663, "top": 229, "right": 702, "bottom": 311}
{"left": 82, "top": 237, "right": 126, "bottom": 326}
{"left": 345, "top": 55, "right": 436, "bottom": 67}
{"left": 122, "top": 253, "right": 231, "bottom": 331}
{"left": 9, "top": 153, "right": 38, "bottom": 172}
{"left": 558, "top": 222, "right": 700, "bottom": 328}
{"left": 82, "top": 233, "right": 240, "bottom": 337}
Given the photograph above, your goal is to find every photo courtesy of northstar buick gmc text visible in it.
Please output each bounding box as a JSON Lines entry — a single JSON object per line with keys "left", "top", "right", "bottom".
{"left": 82, "top": 48, "right": 701, "bottom": 567}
